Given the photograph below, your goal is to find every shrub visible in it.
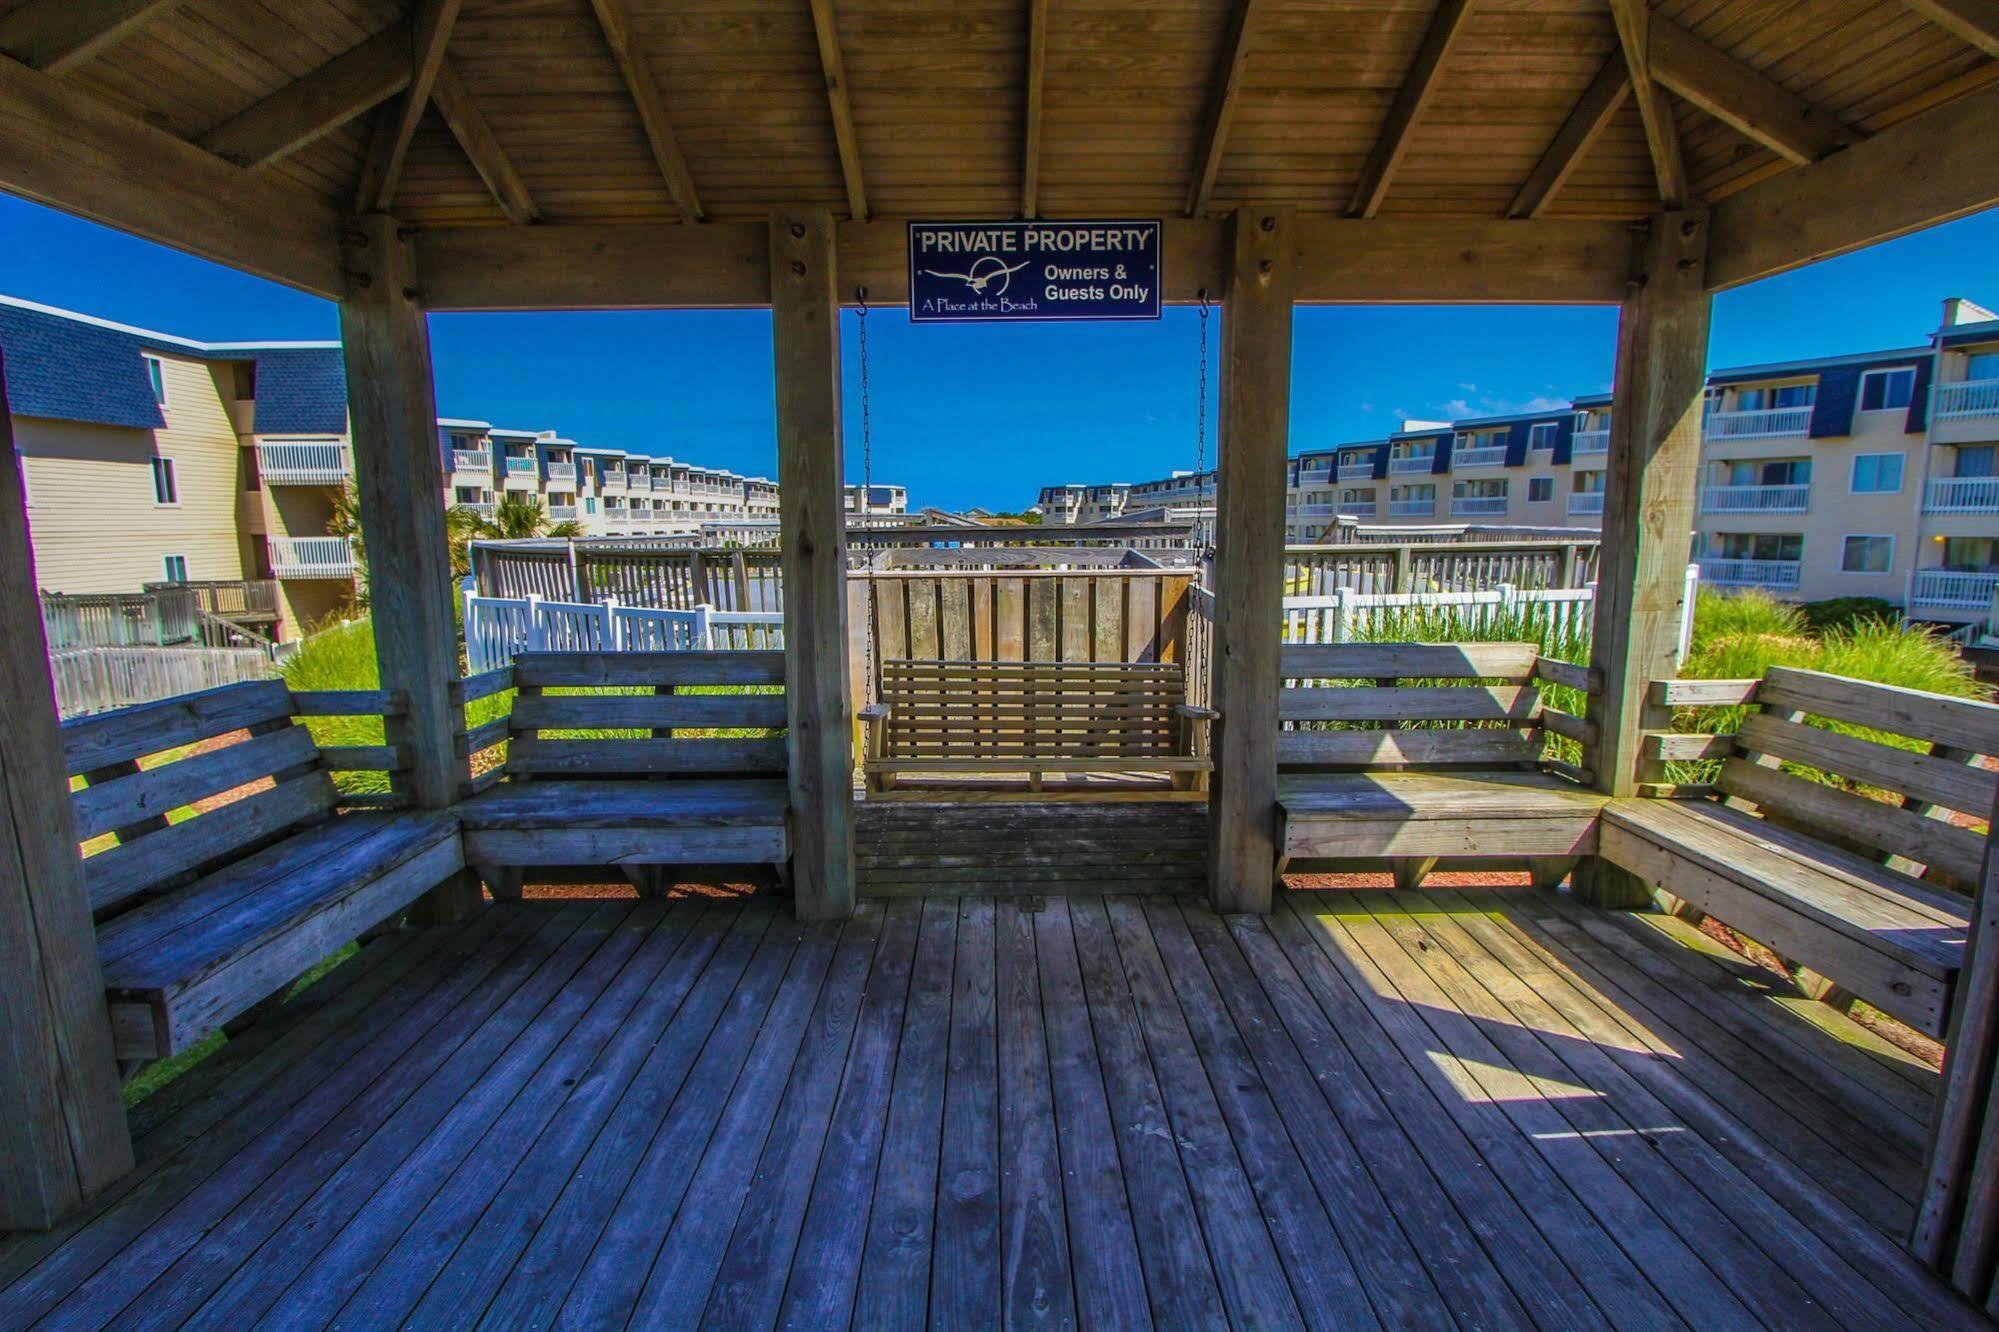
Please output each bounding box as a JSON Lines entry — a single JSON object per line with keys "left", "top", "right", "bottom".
{"left": 1799, "top": 596, "right": 1900, "bottom": 635}
{"left": 1689, "top": 588, "right": 1802, "bottom": 651}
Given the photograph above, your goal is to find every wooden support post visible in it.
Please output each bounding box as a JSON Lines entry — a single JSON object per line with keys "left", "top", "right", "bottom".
{"left": 1208, "top": 205, "right": 1295, "bottom": 914}
{"left": 770, "top": 208, "right": 857, "bottom": 920}
{"left": 1578, "top": 210, "right": 1710, "bottom": 910}
{"left": 0, "top": 350, "right": 133, "bottom": 1228}
{"left": 339, "top": 213, "right": 480, "bottom": 921}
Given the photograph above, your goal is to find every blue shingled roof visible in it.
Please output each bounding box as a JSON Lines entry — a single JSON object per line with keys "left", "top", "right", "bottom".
{"left": 252, "top": 347, "right": 347, "bottom": 433}
{"left": 0, "top": 302, "right": 167, "bottom": 430}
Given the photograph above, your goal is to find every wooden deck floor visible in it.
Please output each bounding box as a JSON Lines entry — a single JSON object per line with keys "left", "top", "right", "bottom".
{"left": 0, "top": 888, "right": 1976, "bottom": 1330}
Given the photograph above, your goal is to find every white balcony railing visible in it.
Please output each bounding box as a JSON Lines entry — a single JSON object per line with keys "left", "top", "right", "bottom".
{"left": 1701, "top": 483, "right": 1810, "bottom": 514}
{"left": 1337, "top": 502, "right": 1377, "bottom": 517}
{"left": 1451, "top": 446, "right": 1508, "bottom": 469}
{"left": 1926, "top": 476, "right": 1999, "bottom": 514}
{"left": 255, "top": 440, "right": 350, "bottom": 485}
{"left": 548, "top": 504, "right": 579, "bottom": 520}
{"left": 1910, "top": 568, "right": 1999, "bottom": 608}
{"left": 1567, "top": 492, "right": 1604, "bottom": 516}
{"left": 600, "top": 471, "right": 626, "bottom": 489}
{"left": 1701, "top": 558, "right": 1802, "bottom": 588}
{"left": 1451, "top": 496, "right": 1510, "bottom": 517}
{"left": 1337, "top": 462, "right": 1375, "bottom": 481}
{"left": 504, "top": 455, "right": 538, "bottom": 476}
{"left": 1289, "top": 503, "right": 1337, "bottom": 518}
{"left": 1388, "top": 499, "right": 1435, "bottom": 517}
{"left": 1571, "top": 429, "right": 1610, "bottom": 456}
{"left": 268, "top": 536, "right": 356, "bottom": 578}
{"left": 459, "top": 501, "right": 495, "bottom": 518}
{"left": 1932, "top": 378, "right": 1999, "bottom": 422}
{"left": 1704, "top": 406, "right": 1813, "bottom": 440}
{"left": 546, "top": 461, "right": 577, "bottom": 482}
{"left": 1389, "top": 455, "right": 1435, "bottom": 475}
{"left": 452, "top": 449, "right": 491, "bottom": 472}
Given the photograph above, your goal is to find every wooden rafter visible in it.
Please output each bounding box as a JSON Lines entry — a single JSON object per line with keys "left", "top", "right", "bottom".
{"left": 587, "top": 0, "right": 703, "bottom": 223}
{"left": 1899, "top": 0, "right": 1999, "bottom": 58}
{"left": 1649, "top": 14, "right": 1855, "bottom": 166}
{"left": 1186, "top": 0, "right": 1260, "bottom": 218}
{"left": 1608, "top": 0, "right": 1689, "bottom": 209}
{"left": 1022, "top": 0, "right": 1049, "bottom": 217}
{"left": 806, "top": 0, "right": 867, "bottom": 221}
{"left": 197, "top": 22, "right": 413, "bottom": 169}
{"left": 429, "top": 57, "right": 539, "bottom": 225}
{"left": 1347, "top": 0, "right": 1476, "bottom": 219}
{"left": 1507, "top": 57, "right": 1630, "bottom": 218}
{"left": 0, "top": 0, "right": 184, "bottom": 77}
{"left": 353, "top": 0, "right": 463, "bottom": 215}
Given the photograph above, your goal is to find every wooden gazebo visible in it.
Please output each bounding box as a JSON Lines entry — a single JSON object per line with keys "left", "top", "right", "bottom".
{"left": 5, "top": 0, "right": 1999, "bottom": 1322}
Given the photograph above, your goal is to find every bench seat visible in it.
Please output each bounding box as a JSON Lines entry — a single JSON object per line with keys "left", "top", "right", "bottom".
{"left": 1278, "top": 770, "right": 1607, "bottom": 872}
{"left": 96, "top": 810, "right": 462, "bottom": 1060}
{"left": 1601, "top": 796, "right": 1970, "bottom": 1037}
{"left": 455, "top": 778, "right": 791, "bottom": 870}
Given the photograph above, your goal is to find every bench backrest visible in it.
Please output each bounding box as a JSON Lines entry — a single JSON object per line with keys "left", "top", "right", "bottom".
{"left": 506, "top": 650, "right": 788, "bottom": 779}
{"left": 1277, "top": 641, "right": 1548, "bottom": 770}
{"left": 1721, "top": 666, "right": 1999, "bottom": 891}
{"left": 877, "top": 658, "right": 1186, "bottom": 762}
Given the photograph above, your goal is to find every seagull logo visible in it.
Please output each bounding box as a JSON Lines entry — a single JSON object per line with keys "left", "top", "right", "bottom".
{"left": 920, "top": 255, "right": 1030, "bottom": 297}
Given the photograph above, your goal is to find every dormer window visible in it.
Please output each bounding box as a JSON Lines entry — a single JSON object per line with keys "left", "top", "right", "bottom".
{"left": 1859, "top": 367, "right": 1915, "bottom": 412}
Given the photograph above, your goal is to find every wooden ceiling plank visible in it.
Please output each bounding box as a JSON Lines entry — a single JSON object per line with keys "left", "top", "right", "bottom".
{"left": 1897, "top": 0, "right": 1999, "bottom": 59}
{"left": 197, "top": 22, "right": 414, "bottom": 169}
{"left": 355, "top": 0, "right": 463, "bottom": 214}
{"left": 429, "top": 56, "right": 539, "bottom": 225}
{"left": 1186, "top": 0, "right": 1260, "bottom": 219}
{"left": 1347, "top": 0, "right": 1477, "bottom": 219}
{"left": 587, "top": 0, "right": 703, "bottom": 222}
{"left": 0, "top": 0, "right": 185, "bottom": 77}
{"left": 1507, "top": 57, "right": 1631, "bottom": 218}
{"left": 1022, "top": 0, "right": 1048, "bottom": 217}
{"left": 1649, "top": 13, "right": 1856, "bottom": 165}
{"left": 807, "top": 0, "right": 868, "bottom": 221}
{"left": 1609, "top": 0, "right": 1690, "bottom": 208}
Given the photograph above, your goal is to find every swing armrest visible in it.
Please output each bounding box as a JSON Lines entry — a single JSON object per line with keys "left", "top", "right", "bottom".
{"left": 1175, "top": 704, "right": 1219, "bottom": 721}
{"left": 858, "top": 704, "right": 891, "bottom": 723}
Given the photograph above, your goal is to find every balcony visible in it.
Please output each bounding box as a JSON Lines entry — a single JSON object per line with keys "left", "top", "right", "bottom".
{"left": 459, "top": 501, "right": 495, "bottom": 518}
{"left": 1910, "top": 567, "right": 1999, "bottom": 609}
{"left": 255, "top": 440, "right": 351, "bottom": 486}
{"left": 1701, "top": 483, "right": 1810, "bottom": 514}
{"left": 267, "top": 535, "right": 356, "bottom": 579}
{"left": 1704, "top": 406, "right": 1812, "bottom": 440}
{"left": 1571, "top": 429, "right": 1609, "bottom": 457}
{"left": 1388, "top": 498, "right": 1435, "bottom": 517}
{"left": 1701, "top": 558, "right": 1802, "bottom": 589}
{"left": 1289, "top": 503, "right": 1336, "bottom": 518}
{"left": 1931, "top": 378, "right": 1999, "bottom": 422}
{"left": 546, "top": 461, "right": 577, "bottom": 482}
{"left": 600, "top": 471, "right": 627, "bottom": 489}
{"left": 1451, "top": 445, "right": 1507, "bottom": 469}
{"left": 503, "top": 455, "right": 538, "bottom": 476}
{"left": 1337, "top": 461, "right": 1375, "bottom": 481}
{"left": 1925, "top": 476, "right": 1999, "bottom": 514}
{"left": 1450, "top": 496, "right": 1509, "bottom": 517}
{"left": 1337, "top": 501, "right": 1377, "bottom": 517}
{"left": 451, "top": 449, "right": 491, "bottom": 472}
{"left": 548, "top": 504, "right": 579, "bottom": 520}
{"left": 1388, "top": 455, "right": 1434, "bottom": 475}
{"left": 1567, "top": 492, "right": 1604, "bottom": 516}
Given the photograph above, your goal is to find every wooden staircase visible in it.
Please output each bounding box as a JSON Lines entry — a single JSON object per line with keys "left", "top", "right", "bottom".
{"left": 853, "top": 795, "right": 1209, "bottom": 897}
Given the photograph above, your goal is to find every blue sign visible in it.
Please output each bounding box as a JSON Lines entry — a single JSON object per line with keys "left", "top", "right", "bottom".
{"left": 907, "top": 220, "right": 1161, "bottom": 323}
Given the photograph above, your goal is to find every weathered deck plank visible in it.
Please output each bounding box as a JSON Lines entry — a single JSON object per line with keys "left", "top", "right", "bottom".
{"left": 0, "top": 891, "right": 1975, "bottom": 1331}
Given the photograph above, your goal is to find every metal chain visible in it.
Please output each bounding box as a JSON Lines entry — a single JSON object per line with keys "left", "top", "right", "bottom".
{"left": 856, "top": 286, "right": 879, "bottom": 698}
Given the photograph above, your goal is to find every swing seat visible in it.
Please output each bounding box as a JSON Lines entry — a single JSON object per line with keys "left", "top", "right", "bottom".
{"left": 861, "top": 658, "right": 1214, "bottom": 791}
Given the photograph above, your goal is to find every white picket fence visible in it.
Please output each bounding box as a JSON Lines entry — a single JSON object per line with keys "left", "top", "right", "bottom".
{"left": 464, "top": 592, "right": 784, "bottom": 672}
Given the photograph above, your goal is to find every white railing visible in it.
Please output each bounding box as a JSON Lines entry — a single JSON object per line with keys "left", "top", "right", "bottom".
{"left": 1910, "top": 568, "right": 1999, "bottom": 609}
{"left": 548, "top": 504, "right": 578, "bottom": 520}
{"left": 1338, "top": 462, "right": 1375, "bottom": 481}
{"left": 1932, "top": 378, "right": 1999, "bottom": 421}
{"left": 256, "top": 440, "right": 350, "bottom": 485}
{"left": 1700, "top": 558, "right": 1802, "bottom": 588}
{"left": 601, "top": 471, "right": 626, "bottom": 489}
{"left": 1388, "top": 499, "right": 1435, "bottom": 517}
{"left": 463, "top": 592, "right": 785, "bottom": 672}
{"left": 1388, "top": 455, "right": 1435, "bottom": 474}
{"left": 1450, "top": 496, "right": 1509, "bottom": 517}
{"left": 1571, "top": 429, "right": 1609, "bottom": 456}
{"left": 1337, "top": 502, "right": 1377, "bottom": 517}
{"left": 1925, "top": 476, "right": 1999, "bottom": 513}
{"left": 546, "top": 461, "right": 577, "bottom": 482}
{"left": 1567, "top": 492, "right": 1604, "bottom": 516}
{"left": 504, "top": 455, "right": 538, "bottom": 476}
{"left": 452, "top": 449, "right": 491, "bottom": 472}
{"left": 1290, "top": 503, "right": 1337, "bottom": 518}
{"left": 1701, "top": 483, "right": 1810, "bottom": 514}
{"left": 459, "top": 501, "right": 495, "bottom": 518}
{"left": 1704, "top": 406, "right": 1813, "bottom": 439}
{"left": 1451, "top": 446, "right": 1507, "bottom": 469}
{"left": 268, "top": 536, "right": 356, "bottom": 578}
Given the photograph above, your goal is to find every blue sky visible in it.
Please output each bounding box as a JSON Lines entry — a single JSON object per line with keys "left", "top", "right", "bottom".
{"left": 2, "top": 192, "right": 1994, "bottom": 511}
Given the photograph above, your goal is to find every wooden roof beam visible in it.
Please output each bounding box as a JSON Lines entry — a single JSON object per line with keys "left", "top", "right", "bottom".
{"left": 1898, "top": 0, "right": 1999, "bottom": 58}
{"left": 1347, "top": 0, "right": 1476, "bottom": 219}
{"left": 1022, "top": 0, "right": 1048, "bottom": 217}
{"left": 0, "top": 0, "right": 185, "bottom": 77}
{"left": 1507, "top": 57, "right": 1630, "bottom": 218}
{"left": 1186, "top": 0, "right": 1261, "bottom": 218}
{"left": 353, "top": 0, "right": 462, "bottom": 214}
{"left": 429, "top": 57, "right": 539, "bottom": 225}
{"left": 1649, "top": 13, "right": 1856, "bottom": 165}
{"left": 197, "top": 22, "right": 413, "bottom": 169}
{"left": 807, "top": 0, "right": 867, "bottom": 221}
{"left": 1608, "top": 0, "right": 1690, "bottom": 208}
{"left": 587, "top": 0, "right": 703, "bottom": 222}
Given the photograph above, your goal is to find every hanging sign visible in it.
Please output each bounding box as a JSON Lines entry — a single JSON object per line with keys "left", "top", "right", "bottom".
{"left": 907, "top": 220, "right": 1161, "bottom": 323}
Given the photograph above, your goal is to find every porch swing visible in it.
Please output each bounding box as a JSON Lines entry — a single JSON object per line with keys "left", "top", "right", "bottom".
{"left": 855, "top": 288, "right": 1217, "bottom": 792}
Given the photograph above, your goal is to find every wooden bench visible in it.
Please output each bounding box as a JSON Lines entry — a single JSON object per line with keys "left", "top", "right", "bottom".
{"left": 1600, "top": 666, "right": 1997, "bottom": 1038}
{"left": 65, "top": 679, "right": 464, "bottom": 1062}
{"left": 1275, "top": 641, "right": 1607, "bottom": 888}
{"left": 453, "top": 650, "right": 792, "bottom": 895}
{"left": 859, "top": 657, "right": 1214, "bottom": 792}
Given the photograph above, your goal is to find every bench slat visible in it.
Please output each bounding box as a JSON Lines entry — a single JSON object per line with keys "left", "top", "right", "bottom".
{"left": 514, "top": 650, "right": 784, "bottom": 688}
{"left": 511, "top": 693, "right": 788, "bottom": 731}
{"left": 1718, "top": 758, "right": 1987, "bottom": 888}
{"left": 1758, "top": 666, "right": 1999, "bottom": 755}
{"left": 508, "top": 735, "right": 789, "bottom": 776}
{"left": 1280, "top": 685, "right": 1539, "bottom": 723}
{"left": 72, "top": 725, "right": 323, "bottom": 843}
{"left": 1280, "top": 641, "right": 1539, "bottom": 681}
{"left": 62, "top": 678, "right": 294, "bottom": 775}
{"left": 1737, "top": 713, "right": 1998, "bottom": 819}
{"left": 1276, "top": 728, "right": 1541, "bottom": 768}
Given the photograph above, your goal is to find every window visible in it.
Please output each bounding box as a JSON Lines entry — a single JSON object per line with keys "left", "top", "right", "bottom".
{"left": 1850, "top": 453, "right": 1904, "bottom": 493}
{"left": 1528, "top": 423, "right": 1558, "bottom": 450}
{"left": 1452, "top": 479, "right": 1507, "bottom": 499}
{"left": 1859, "top": 367, "right": 1916, "bottom": 412}
{"left": 1841, "top": 535, "right": 1893, "bottom": 574}
{"left": 1711, "top": 532, "right": 1803, "bottom": 562}
{"left": 1942, "top": 537, "right": 1999, "bottom": 571}
{"left": 1528, "top": 477, "right": 1553, "bottom": 502}
{"left": 161, "top": 554, "right": 188, "bottom": 582}
{"left": 144, "top": 355, "right": 167, "bottom": 406}
{"left": 150, "top": 456, "right": 178, "bottom": 504}
{"left": 1573, "top": 470, "right": 1606, "bottom": 495}
{"left": 1735, "top": 383, "right": 1816, "bottom": 411}
{"left": 1957, "top": 444, "right": 1996, "bottom": 479}
{"left": 1724, "top": 458, "right": 1810, "bottom": 486}
{"left": 1967, "top": 351, "right": 1999, "bottom": 381}
{"left": 586, "top": 497, "right": 596, "bottom": 514}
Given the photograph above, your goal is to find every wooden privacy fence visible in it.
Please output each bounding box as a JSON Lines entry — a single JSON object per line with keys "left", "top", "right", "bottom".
{"left": 1286, "top": 539, "right": 1601, "bottom": 596}
{"left": 49, "top": 646, "right": 273, "bottom": 718}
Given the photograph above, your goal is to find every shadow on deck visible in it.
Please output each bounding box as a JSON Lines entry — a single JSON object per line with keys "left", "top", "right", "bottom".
{"left": 0, "top": 887, "right": 1975, "bottom": 1329}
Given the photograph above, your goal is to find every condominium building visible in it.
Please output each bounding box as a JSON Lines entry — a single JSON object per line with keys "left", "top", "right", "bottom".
{"left": 1037, "top": 297, "right": 1999, "bottom": 625}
